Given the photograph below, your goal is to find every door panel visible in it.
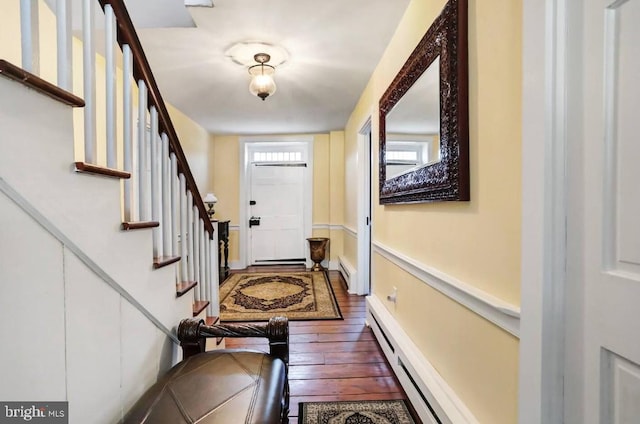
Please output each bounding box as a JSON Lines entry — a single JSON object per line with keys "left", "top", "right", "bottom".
{"left": 577, "top": 1, "right": 640, "bottom": 422}
{"left": 603, "top": 351, "right": 640, "bottom": 423}
{"left": 249, "top": 164, "right": 305, "bottom": 263}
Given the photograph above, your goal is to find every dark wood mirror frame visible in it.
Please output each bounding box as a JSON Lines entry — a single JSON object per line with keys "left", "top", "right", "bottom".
{"left": 379, "top": 0, "right": 468, "bottom": 204}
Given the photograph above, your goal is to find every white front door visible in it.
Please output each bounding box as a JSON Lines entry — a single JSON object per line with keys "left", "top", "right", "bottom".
{"left": 567, "top": 1, "right": 640, "bottom": 422}
{"left": 249, "top": 163, "right": 306, "bottom": 264}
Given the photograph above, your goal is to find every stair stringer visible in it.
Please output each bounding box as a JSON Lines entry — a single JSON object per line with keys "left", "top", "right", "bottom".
{"left": 0, "top": 77, "right": 192, "bottom": 330}
{"left": 0, "top": 77, "right": 193, "bottom": 421}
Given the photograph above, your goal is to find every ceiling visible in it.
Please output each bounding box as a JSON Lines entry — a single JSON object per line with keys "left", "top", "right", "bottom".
{"left": 123, "top": 0, "right": 411, "bottom": 135}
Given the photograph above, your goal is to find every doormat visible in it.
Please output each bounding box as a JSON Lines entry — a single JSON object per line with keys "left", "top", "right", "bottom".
{"left": 219, "top": 271, "right": 342, "bottom": 321}
{"left": 298, "top": 400, "right": 416, "bottom": 424}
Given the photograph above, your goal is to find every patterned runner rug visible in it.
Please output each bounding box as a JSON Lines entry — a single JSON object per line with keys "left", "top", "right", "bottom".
{"left": 219, "top": 271, "right": 342, "bottom": 321}
{"left": 298, "top": 400, "right": 416, "bottom": 424}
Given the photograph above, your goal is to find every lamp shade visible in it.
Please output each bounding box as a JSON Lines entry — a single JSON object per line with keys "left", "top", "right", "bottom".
{"left": 203, "top": 193, "right": 218, "bottom": 204}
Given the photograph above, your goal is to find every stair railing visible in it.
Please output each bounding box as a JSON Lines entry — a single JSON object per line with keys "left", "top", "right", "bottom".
{"left": 14, "top": 0, "right": 218, "bottom": 317}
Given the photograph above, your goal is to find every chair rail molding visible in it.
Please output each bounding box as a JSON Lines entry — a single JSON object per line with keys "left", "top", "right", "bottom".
{"left": 372, "top": 240, "right": 520, "bottom": 337}
{"left": 343, "top": 225, "right": 357, "bottom": 238}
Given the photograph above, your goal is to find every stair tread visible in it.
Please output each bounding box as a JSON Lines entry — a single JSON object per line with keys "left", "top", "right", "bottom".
{"left": 193, "top": 301, "right": 209, "bottom": 317}
{"left": 205, "top": 316, "right": 219, "bottom": 326}
{"left": 74, "top": 162, "right": 131, "bottom": 179}
{"left": 153, "top": 256, "right": 181, "bottom": 269}
{"left": 0, "top": 59, "right": 84, "bottom": 107}
{"left": 176, "top": 281, "right": 197, "bottom": 297}
{"left": 122, "top": 221, "right": 160, "bottom": 230}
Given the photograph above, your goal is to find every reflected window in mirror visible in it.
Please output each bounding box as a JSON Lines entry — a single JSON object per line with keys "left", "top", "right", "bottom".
{"left": 385, "top": 56, "right": 441, "bottom": 181}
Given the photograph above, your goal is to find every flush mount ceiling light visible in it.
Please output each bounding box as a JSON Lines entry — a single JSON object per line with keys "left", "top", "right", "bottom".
{"left": 225, "top": 42, "right": 289, "bottom": 101}
{"left": 184, "top": 0, "right": 214, "bottom": 6}
{"left": 248, "top": 53, "right": 276, "bottom": 101}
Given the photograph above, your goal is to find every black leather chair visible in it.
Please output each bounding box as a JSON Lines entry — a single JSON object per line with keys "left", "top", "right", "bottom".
{"left": 123, "top": 317, "right": 289, "bottom": 424}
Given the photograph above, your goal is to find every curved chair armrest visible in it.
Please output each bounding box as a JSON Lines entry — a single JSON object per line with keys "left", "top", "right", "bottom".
{"left": 178, "top": 316, "right": 289, "bottom": 368}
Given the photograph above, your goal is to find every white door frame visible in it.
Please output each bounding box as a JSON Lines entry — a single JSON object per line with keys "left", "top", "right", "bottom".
{"left": 356, "top": 115, "right": 373, "bottom": 295}
{"left": 238, "top": 136, "right": 314, "bottom": 269}
{"left": 519, "top": 1, "right": 573, "bottom": 423}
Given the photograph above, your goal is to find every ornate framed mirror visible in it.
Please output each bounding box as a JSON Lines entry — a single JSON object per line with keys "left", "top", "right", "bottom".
{"left": 379, "top": 0, "right": 468, "bottom": 204}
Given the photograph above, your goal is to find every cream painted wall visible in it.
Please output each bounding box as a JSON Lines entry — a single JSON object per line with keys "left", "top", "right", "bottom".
{"left": 313, "top": 133, "right": 330, "bottom": 224}
{"left": 0, "top": 2, "right": 21, "bottom": 66}
{"left": 329, "top": 131, "right": 345, "bottom": 263}
{"left": 344, "top": 0, "right": 522, "bottom": 423}
{"left": 167, "top": 103, "right": 212, "bottom": 195}
{"left": 0, "top": 1, "right": 57, "bottom": 83}
{"left": 209, "top": 135, "right": 241, "bottom": 261}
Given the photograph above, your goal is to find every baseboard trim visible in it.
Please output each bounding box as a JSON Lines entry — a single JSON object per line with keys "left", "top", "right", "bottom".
{"left": 367, "top": 295, "right": 479, "bottom": 424}
{"left": 372, "top": 241, "right": 520, "bottom": 337}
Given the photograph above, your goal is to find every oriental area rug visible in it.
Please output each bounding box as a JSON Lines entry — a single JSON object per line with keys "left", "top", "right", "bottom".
{"left": 219, "top": 271, "right": 342, "bottom": 322}
{"left": 298, "top": 400, "right": 416, "bottom": 424}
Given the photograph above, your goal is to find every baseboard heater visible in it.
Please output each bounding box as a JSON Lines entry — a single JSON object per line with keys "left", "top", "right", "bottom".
{"left": 366, "top": 295, "right": 479, "bottom": 424}
{"left": 338, "top": 256, "right": 356, "bottom": 293}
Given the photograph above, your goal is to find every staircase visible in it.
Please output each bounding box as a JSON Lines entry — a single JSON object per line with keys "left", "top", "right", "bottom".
{"left": 0, "top": 1, "right": 219, "bottom": 421}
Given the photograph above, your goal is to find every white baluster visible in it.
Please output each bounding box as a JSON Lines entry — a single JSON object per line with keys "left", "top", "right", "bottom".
{"left": 193, "top": 205, "right": 200, "bottom": 299}
{"left": 162, "top": 134, "right": 172, "bottom": 256}
{"left": 137, "top": 81, "right": 148, "bottom": 221}
{"left": 180, "top": 175, "right": 189, "bottom": 282}
{"left": 187, "top": 190, "right": 196, "bottom": 289}
{"left": 104, "top": 4, "right": 117, "bottom": 169}
{"left": 56, "top": 0, "right": 72, "bottom": 90}
{"left": 171, "top": 154, "right": 179, "bottom": 257}
{"left": 150, "top": 107, "right": 162, "bottom": 258}
{"left": 205, "top": 231, "right": 212, "bottom": 316}
{"left": 82, "top": 0, "right": 96, "bottom": 163}
{"left": 199, "top": 221, "right": 206, "bottom": 306}
{"left": 209, "top": 237, "right": 220, "bottom": 317}
{"left": 20, "top": 0, "right": 40, "bottom": 74}
{"left": 123, "top": 45, "right": 134, "bottom": 221}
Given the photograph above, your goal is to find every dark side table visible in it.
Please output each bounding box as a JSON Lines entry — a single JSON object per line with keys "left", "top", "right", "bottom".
{"left": 217, "top": 220, "right": 230, "bottom": 283}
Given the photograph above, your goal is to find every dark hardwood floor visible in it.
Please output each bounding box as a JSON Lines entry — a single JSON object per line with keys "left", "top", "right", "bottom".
{"left": 225, "top": 267, "right": 417, "bottom": 423}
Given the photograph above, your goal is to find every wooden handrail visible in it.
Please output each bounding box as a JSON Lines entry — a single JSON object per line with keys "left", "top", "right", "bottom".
{"left": 97, "top": 0, "right": 214, "bottom": 236}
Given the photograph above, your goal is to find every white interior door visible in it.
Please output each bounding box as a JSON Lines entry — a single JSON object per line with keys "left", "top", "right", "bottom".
{"left": 249, "top": 164, "right": 305, "bottom": 264}
{"left": 568, "top": 1, "right": 640, "bottom": 422}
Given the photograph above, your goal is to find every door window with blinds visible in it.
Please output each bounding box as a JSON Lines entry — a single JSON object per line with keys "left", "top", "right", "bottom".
{"left": 252, "top": 151, "right": 304, "bottom": 164}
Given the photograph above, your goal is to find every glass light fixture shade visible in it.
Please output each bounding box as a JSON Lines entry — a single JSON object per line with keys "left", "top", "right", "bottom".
{"left": 248, "top": 64, "right": 276, "bottom": 100}
{"left": 203, "top": 193, "right": 218, "bottom": 204}
{"left": 203, "top": 193, "right": 218, "bottom": 219}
